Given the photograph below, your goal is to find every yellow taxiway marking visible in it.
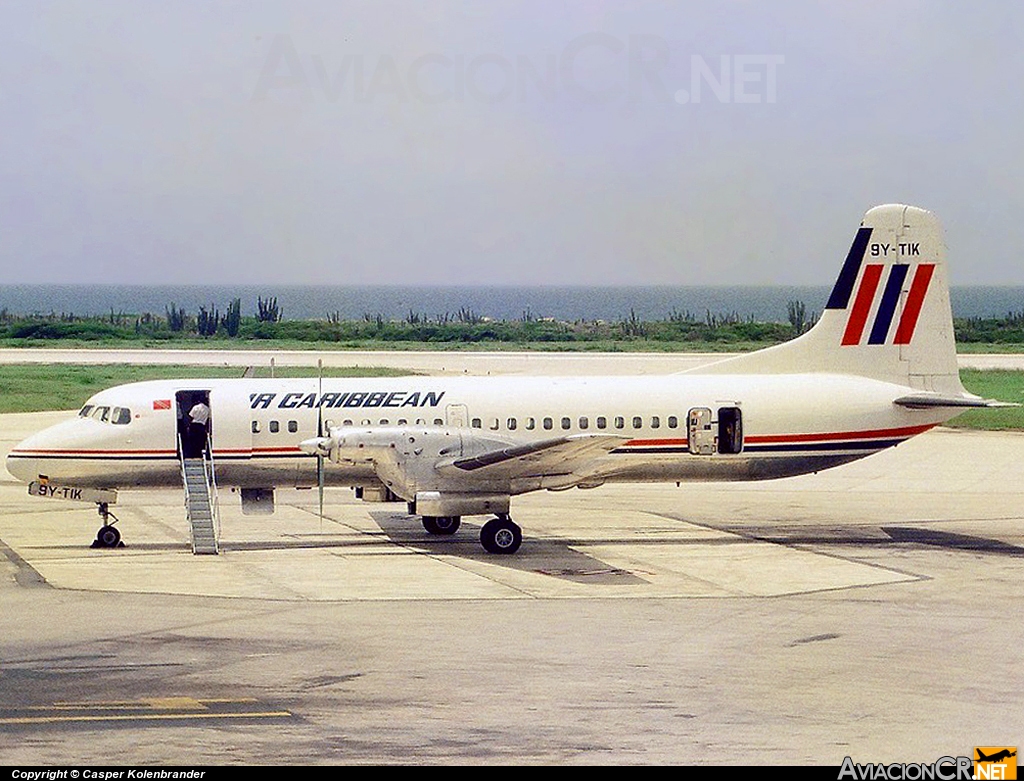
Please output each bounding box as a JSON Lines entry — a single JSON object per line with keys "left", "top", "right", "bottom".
{"left": 0, "top": 696, "right": 291, "bottom": 725}
{"left": 44, "top": 697, "right": 257, "bottom": 710}
{"left": 0, "top": 711, "right": 292, "bottom": 725}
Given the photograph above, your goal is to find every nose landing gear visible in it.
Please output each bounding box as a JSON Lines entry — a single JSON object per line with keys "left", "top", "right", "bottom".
{"left": 91, "top": 502, "right": 124, "bottom": 549}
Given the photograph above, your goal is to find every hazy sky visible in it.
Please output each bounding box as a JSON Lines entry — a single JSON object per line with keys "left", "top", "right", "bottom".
{"left": 2, "top": 1, "right": 1023, "bottom": 285}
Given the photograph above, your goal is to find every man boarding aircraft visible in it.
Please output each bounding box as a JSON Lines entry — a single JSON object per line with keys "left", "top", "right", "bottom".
{"left": 5, "top": 205, "right": 1000, "bottom": 555}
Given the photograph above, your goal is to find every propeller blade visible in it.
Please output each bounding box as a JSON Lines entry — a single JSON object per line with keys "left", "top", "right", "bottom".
{"left": 318, "top": 359, "right": 324, "bottom": 524}
{"left": 317, "top": 453, "right": 324, "bottom": 521}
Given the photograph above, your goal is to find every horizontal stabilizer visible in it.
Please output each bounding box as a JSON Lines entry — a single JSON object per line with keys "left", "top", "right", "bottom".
{"left": 893, "top": 394, "right": 1018, "bottom": 409}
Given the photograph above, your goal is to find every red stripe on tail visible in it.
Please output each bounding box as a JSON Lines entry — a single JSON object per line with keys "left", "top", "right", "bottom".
{"left": 893, "top": 264, "right": 935, "bottom": 345}
{"left": 841, "top": 264, "right": 884, "bottom": 346}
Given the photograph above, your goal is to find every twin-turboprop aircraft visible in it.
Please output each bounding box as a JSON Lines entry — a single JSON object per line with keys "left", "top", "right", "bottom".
{"left": 5, "top": 205, "right": 1001, "bottom": 554}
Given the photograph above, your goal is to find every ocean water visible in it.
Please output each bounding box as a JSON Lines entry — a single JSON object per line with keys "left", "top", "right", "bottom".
{"left": 0, "top": 285, "right": 1021, "bottom": 322}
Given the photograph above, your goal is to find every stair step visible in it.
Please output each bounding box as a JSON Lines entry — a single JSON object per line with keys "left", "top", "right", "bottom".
{"left": 182, "top": 456, "right": 219, "bottom": 555}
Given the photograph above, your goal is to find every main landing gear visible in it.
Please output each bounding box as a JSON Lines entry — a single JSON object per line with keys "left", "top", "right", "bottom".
{"left": 90, "top": 502, "right": 124, "bottom": 549}
{"left": 422, "top": 515, "right": 461, "bottom": 535}
{"left": 480, "top": 515, "right": 522, "bottom": 555}
{"left": 419, "top": 513, "right": 523, "bottom": 554}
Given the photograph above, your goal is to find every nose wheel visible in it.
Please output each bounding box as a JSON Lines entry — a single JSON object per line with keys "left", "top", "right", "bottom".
{"left": 90, "top": 502, "right": 124, "bottom": 549}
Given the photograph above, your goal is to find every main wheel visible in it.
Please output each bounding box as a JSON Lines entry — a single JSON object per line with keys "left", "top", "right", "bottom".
{"left": 480, "top": 517, "right": 522, "bottom": 554}
{"left": 95, "top": 525, "right": 121, "bottom": 548}
{"left": 422, "top": 516, "right": 461, "bottom": 535}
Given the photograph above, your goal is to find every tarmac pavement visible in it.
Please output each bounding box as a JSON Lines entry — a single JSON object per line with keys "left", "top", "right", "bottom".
{"left": 0, "top": 354, "right": 1021, "bottom": 765}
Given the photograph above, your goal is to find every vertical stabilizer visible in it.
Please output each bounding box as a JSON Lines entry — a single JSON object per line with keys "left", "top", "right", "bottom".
{"left": 695, "top": 204, "right": 963, "bottom": 394}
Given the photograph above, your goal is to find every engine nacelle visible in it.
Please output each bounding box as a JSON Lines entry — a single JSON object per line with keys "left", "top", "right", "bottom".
{"left": 414, "top": 491, "right": 510, "bottom": 518}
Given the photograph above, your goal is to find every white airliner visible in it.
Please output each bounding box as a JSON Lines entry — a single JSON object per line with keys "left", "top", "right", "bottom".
{"left": 5, "top": 205, "right": 999, "bottom": 554}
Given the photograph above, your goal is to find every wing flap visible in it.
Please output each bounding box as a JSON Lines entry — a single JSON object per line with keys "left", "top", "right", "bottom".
{"left": 437, "top": 434, "right": 629, "bottom": 480}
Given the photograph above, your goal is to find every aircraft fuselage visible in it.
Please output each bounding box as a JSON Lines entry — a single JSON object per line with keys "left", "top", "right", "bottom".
{"left": 6, "top": 373, "right": 950, "bottom": 494}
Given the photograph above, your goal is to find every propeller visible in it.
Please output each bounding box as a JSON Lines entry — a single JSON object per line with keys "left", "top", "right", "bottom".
{"left": 317, "top": 358, "right": 324, "bottom": 527}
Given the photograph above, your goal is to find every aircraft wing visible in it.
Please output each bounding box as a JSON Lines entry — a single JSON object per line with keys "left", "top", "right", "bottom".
{"left": 436, "top": 434, "right": 629, "bottom": 480}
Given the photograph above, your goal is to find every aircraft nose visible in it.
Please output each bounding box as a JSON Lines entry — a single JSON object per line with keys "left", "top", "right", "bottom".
{"left": 6, "top": 439, "right": 39, "bottom": 484}
{"left": 5, "top": 423, "right": 63, "bottom": 484}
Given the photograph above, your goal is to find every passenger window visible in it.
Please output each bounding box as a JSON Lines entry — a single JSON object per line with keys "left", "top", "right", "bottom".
{"left": 614, "top": 416, "right": 624, "bottom": 429}
{"left": 525, "top": 417, "right": 536, "bottom": 430}
{"left": 561, "top": 417, "right": 571, "bottom": 430}
{"left": 668, "top": 416, "right": 678, "bottom": 429}
{"left": 433, "top": 418, "right": 443, "bottom": 425}
{"left": 251, "top": 420, "right": 260, "bottom": 434}
{"left": 288, "top": 420, "right": 298, "bottom": 433}
{"left": 489, "top": 418, "right": 499, "bottom": 430}
{"left": 343, "top": 419, "right": 354, "bottom": 426}
{"left": 398, "top": 419, "right": 408, "bottom": 425}
{"left": 632, "top": 416, "right": 642, "bottom": 429}
{"left": 379, "top": 419, "right": 389, "bottom": 425}
{"left": 579, "top": 416, "right": 589, "bottom": 430}
{"left": 543, "top": 417, "right": 553, "bottom": 430}
{"left": 651, "top": 416, "right": 660, "bottom": 429}
{"left": 596, "top": 416, "right": 607, "bottom": 429}
{"left": 471, "top": 418, "right": 482, "bottom": 428}
{"left": 507, "top": 418, "right": 517, "bottom": 431}
{"left": 270, "top": 420, "right": 280, "bottom": 433}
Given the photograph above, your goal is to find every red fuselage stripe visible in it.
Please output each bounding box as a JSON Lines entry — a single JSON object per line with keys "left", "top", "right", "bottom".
{"left": 10, "top": 425, "right": 937, "bottom": 458}
{"left": 744, "top": 423, "right": 935, "bottom": 444}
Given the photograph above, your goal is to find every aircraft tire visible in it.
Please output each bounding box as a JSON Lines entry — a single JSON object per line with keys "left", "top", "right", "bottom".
{"left": 480, "top": 517, "right": 522, "bottom": 554}
{"left": 96, "top": 525, "right": 121, "bottom": 548}
{"left": 422, "top": 516, "right": 461, "bottom": 535}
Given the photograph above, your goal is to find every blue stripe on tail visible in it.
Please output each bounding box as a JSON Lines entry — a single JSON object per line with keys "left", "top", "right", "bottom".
{"left": 868, "top": 264, "right": 909, "bottom": 344}
{"left": 825, "top": 227, "right": 873, "bottom": 310}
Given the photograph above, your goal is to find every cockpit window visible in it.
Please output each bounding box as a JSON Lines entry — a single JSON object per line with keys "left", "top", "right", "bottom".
{"left": 81, "top": 405, "right": 130, "bottom": 424}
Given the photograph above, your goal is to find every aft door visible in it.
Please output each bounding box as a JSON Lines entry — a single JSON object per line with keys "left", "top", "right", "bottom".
{"left": 688, "top": 408, "right": 715, "bottom": 455}
{"left": 717, "top": 406, "right": 743, "bottom": 454}
{"left": 688, "top": 406, "right": 743, "bottom": 455}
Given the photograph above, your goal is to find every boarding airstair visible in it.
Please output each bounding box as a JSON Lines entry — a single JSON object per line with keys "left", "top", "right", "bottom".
{"left": 180, "top": 437, "right": 220, "bottom": 555}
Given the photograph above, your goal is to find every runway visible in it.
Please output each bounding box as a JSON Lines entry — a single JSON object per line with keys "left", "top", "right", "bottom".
{"left": 0, "top": 355, "right": 1022, "bottom": 764}
{"left": 1, "top": 347, "right": 1022, "bottom": 375}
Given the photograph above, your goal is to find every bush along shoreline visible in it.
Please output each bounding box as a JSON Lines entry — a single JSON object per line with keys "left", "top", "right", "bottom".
{"left": 2, "top": 298, "right": 1024, "bottom": 349}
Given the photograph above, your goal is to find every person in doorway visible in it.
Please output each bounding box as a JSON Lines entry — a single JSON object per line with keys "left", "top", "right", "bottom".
{"left": 188, "top": 399, "right": 210, "bottom": 457}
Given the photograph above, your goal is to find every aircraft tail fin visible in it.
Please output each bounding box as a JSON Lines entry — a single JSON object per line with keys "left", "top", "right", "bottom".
{"left": 693, "top": 204, "right": 964, "bottom": 395}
